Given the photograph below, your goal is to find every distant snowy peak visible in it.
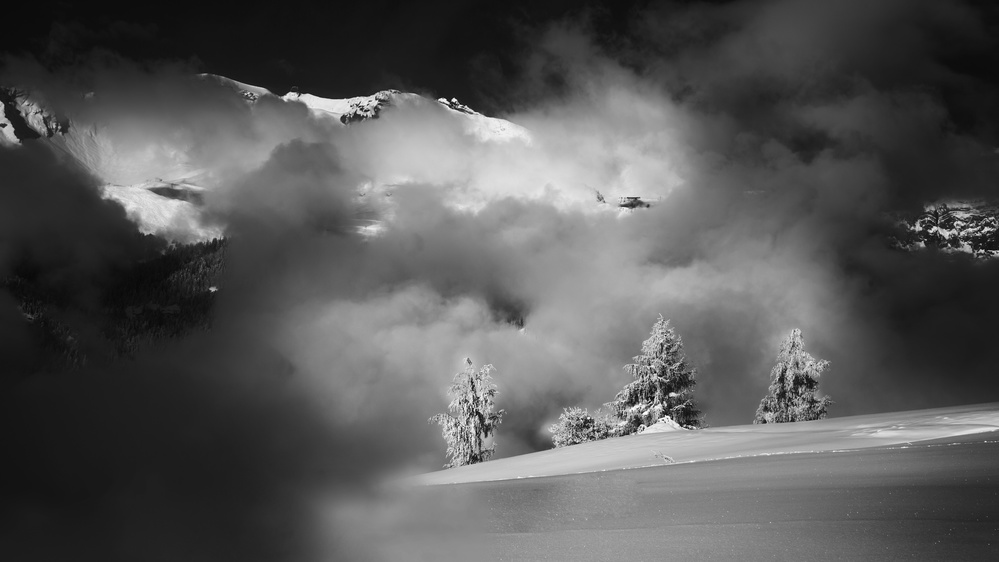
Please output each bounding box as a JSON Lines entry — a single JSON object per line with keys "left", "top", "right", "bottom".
{"left": 2, "top": 74, "right": 538, "bottom": 242}
{"left": 337, "top": 89, "right": 399, "bottom": 124}
{"left": 283, "top": 88, "right": 403, "bottom": 125}
{"left": 5, "top": 73, "right": 529, "bottom": 147}
{"left": 195, "top": 74, "right": 532, "bottom": 143}
{"left": 437, "top": 97, "right": 477, "bottom": 115}
{"left": 199, "top": 74, "right": 394, "bottom": 121}
{"left": 894, "top": 201, "right": 999, "bottom": 259}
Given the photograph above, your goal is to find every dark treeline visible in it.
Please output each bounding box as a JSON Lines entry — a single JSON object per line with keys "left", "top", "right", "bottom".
{"left": 102, "top": 238, "right": 227, "bottom": 357}
{"left": 2, "top": 238, "right": 228, "bottom": 370}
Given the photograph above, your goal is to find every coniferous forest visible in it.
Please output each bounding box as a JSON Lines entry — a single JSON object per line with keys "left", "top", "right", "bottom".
{"left": 2, "top": 238, "right": 227, "bottom": 371}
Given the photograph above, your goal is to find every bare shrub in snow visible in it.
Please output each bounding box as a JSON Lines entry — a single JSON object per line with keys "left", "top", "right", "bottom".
{"left": 549, "top": 407, "right": 615, "bottom": 448}
{"left": 652, "top": 450, "right": 675, "bottom": 464}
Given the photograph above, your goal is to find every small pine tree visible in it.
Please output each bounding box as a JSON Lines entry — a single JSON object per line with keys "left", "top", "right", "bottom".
{"left": 549, "top": 407, "right": 615, "bottom": 448}
{"left": 429, "top": 358, "right": 506, "bottom": 469}
{"left": 611, "top": 315, "right": 703, "bottom": 433}
{"left": 754, "top": 329, "right": 832, "bottom": 424}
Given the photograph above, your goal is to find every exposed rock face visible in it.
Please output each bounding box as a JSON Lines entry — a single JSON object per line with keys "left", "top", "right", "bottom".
{"left": 0, "top": 87, "right": 69, "bottom": 144}
{"left": 893, "top": 201, "right": 999, "bottom": 259}
{"left": 1, "top": 87, "right": 42, "bottom": 142}
{"left": 437, "top": 97, "right": 477, "bottom": 115}
{"left": 338, "top": 89, "right": 400, "bottom": 124}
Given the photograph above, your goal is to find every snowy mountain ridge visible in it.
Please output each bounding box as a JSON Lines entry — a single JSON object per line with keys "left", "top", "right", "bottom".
{"left": 206, "top": 74, "right": 533, "bottom": 142}
{"left": 893, "top": 200, "right": 999, "bottom": 259}
{"left": 1, "top": 74, "right": 533, "bottom": 240}
{"left": 4, "top": 75, "right": 997, "bottom": 258}
{"left": 2, "top": 73, "right": 533, "bottom": 150}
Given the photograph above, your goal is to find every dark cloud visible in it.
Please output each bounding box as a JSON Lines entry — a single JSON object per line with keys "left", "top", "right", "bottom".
{"left": 0, "top": 142, "right": 151, "bottom": 299}
{"left": 0, "top": 137, "right": 472, "bottom": 561}
{"left": 42, "top": 19, "right": 159, "bottom": 63}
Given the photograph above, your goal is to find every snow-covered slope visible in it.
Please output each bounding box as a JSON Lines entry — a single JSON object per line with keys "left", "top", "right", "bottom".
{"left": 437, "top": 96, "right": 533, "bottom": 144}
{"left": 206, "top": 73, "right": 531, "bottom": 143}
{"left": 412, "top": 402, "right": 999, "bottom": 485}
{"left": 285, "top": 89, "right": 402, "bottom": 124}
{"left": 283, "top": 87, "right": 532, "bottom": 143}
{"left": 201, "top": 74, "right": 272, "bottom": 102}
{"left": 102, "top": 180, "right": 222, "bottom": 242}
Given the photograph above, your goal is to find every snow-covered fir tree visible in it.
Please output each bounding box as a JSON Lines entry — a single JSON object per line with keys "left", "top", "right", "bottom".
{"left": 429, "top": 358, "right": 506, "bottom": 469}
{"left": 754, "top": 329, "right": 832, "bottom": 424}
{"left": 611, "top": 315, "right": 703, "bottom": 433}
{"left": 549, "top": 407, "right": 615, "bottom": 448}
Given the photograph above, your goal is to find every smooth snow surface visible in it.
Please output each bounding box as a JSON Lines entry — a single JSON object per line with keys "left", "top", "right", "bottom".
{"left": 0, "top": 115, "right": 18, "bottom": 145}
{"left": 49, "top": 127, "right": 194, "bottom": 187}
{"left": 102, "top": 182, "right": 221, "bottom": 241}
{"left": 639, "top": 416, "right": 686, "bottom": 433}
{"left": 282, "top": 91, "right": 362, "bottom": 117}
{"left": 412, "top": 437, "right": 999, "bottom": 561}
{"left": 284, "top": 88, "right": 531, "bottom": 143}
{"left": 413, "top": 402, "right": 999, "bottom": 485}
{"left": 198, "top": 74, "right": 273, "bottom": 100}
{"left": 454, "top": 109, "right": 532, "bottom": 144}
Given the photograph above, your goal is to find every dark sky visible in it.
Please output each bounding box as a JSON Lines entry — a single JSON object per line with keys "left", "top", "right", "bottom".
{"left": 1, "top": 0, "right": 656, "bottom": 111}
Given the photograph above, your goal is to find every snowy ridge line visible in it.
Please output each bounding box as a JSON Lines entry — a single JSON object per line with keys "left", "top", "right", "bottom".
{"left": 3, "top": 74, "right": 991, "bottom": 247}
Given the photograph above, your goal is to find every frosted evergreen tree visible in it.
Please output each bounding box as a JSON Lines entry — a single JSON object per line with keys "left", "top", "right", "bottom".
{"left": 429, "top": 358, "right": 505, "bottom": 469}
{"left": 549, "top": 407, "right": 615, "bottom": 448}
{"left": 611, "top": 315, "right": 703, "bottom": 433}
{"left": 754, "top": 329, "right": 832, "bottom": 424}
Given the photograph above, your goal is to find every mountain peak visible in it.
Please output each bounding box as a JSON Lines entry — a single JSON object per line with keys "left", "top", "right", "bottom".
{"left": 892, "top": 200, "right": 999, "bottom": 259}
{"left": 437, "top": 97, "right": 479, "bottom": 116}
{"left": 0, "top": 87, "right": 69, "bottom": 145}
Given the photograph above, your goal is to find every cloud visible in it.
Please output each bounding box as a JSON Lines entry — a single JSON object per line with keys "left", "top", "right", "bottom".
{"left": 488, "top": 0, "right": 999, "bottom": 421}
{"left": 3, "top": 0, "right": 999, "bottom": 557}
{"left": 0, "top": 142, "right": 152, "bottom": 299}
